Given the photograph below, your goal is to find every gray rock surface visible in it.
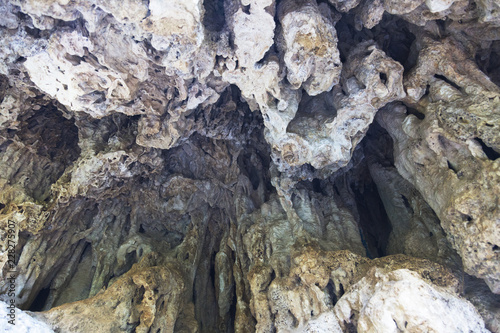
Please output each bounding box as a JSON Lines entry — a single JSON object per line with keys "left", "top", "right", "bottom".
{"left": 0, "top": 0, "right": 499, "bottom": 332}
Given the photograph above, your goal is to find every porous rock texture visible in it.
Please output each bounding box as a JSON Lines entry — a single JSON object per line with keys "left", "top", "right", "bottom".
{"left": 0, "top": 0, "right": 499, "bottom": 332}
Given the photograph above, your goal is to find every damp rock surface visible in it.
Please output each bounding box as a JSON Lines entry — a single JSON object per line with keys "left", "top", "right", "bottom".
{"left": 0, "top": 0, "right": 499, "bottom": 332}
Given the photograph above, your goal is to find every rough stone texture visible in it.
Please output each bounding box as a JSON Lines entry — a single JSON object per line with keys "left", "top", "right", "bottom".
{"left": 377, "top": 65, "right": 500, "bottom": 292}
{"left": 367, "top": 161, "right": 461, "bottom": 269}
{"left": 225, "top": 0, "right": 276, "bottom": 68}
{"left": 278, "top": 0, "right": 342, "bottom": 96}
{"left": 33, "top": 254, "right": 191, "bottom": 333}
{"left": 464, "top": 274, "right": 500, "bottom": 333}
{"left": 335, "top": 268, "right": 488, "bottom": 333}
{"left": 0, "top": 0, "right": 499, "bottom": 332}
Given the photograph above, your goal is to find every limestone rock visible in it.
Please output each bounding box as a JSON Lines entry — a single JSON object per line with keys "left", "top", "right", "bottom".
{"left": 464, "top": 275, "right": 500, "bottom": 332}
{"left": 335, "top": 268, "right": 488, "bottom": 333}
{"left": 376, "top": 35, "right": 500, "bottom": 290}
{"left": 0, "top": 0, "right": 500, "bottom": 331}
{"left": 278, "top": 0, "right": 342, "bottom": 96}
{"left": 33, "top": 254, "right": 192, "bottom": 333}
{"left": 225, "top": 0, "right": 276, "bottom": 68}
{"left": 367, "top": 162, "right": 461, "bottom": 269}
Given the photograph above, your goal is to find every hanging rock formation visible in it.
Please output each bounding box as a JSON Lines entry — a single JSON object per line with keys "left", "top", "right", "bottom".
{"left": 0, "top": 0, "right": 499, "bottom": 332}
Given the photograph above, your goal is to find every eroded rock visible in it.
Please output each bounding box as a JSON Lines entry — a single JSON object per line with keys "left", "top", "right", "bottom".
{"left": 0, "top": 0, "right": 499, "bottom": 332}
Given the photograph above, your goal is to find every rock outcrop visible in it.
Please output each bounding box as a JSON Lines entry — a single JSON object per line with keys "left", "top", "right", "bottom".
{"left": 0, "top": 0, "right": 499, "bottom": 332}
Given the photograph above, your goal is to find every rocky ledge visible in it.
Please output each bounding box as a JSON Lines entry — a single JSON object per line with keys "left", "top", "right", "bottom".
{"left": 0, "top": 0, "right": 499, "bottom": 332}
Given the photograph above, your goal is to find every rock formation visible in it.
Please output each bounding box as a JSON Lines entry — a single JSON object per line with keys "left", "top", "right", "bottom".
{"left": 0, "top": 0, "right": 499, "bottom": 332}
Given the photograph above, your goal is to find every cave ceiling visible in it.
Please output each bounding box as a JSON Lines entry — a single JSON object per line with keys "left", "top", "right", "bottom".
{"left": 0, "top": 0, "right": 500, "bottom": 332}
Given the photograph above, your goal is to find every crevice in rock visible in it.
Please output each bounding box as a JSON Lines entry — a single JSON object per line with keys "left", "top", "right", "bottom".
{"left": 326, "top": 280, "right": 338, "bottom": 305}
{"left": 475, "top": 40, "right": 500, "bottom": 87}
{"left": 226, "top": 268, "right": 238, "bottom": 333}
{"left": 352, "top": 177, "right": 392, "bottom": 258}
{"left": 118, "top": 250, "right": 137, "bottom": 277}
{"left": 57, "top": 16, "right": 90, "bottom": 37}
{"left": 24, "top": 26, "right": 43, "bottom": 39}
{"left": 400, "top": 194, "right": 414, "bottom": 214}
{"left": 447, "top": 160, "right": 459, "bottom": 174}
{"left": 463, "top": 274, "right": 500, "bottom": 332}
{"left": 434, "top": 74, "right": 462, "bottom": 91}
{"left": 374, "top": 13, "right": 416, "bottom": 70}
{"left": 193, "top": 224, "right": 222, "bottom": 333}
{"left": 29, "top": 287, "right": 50, "bottom": 312}
{"left": 364, "top": 121, "right": 395, "bottom": 168}
{"left": 475, "top": 137, "right": 500, "bottom": 160}
{"left": 336, "top": 13, "right": 365, "bottom": 63}
{"left": 242, "top": 5, "right": 251, "bottom": 15}
{"left": 238, "top": 152, "right": 261, "bottom": 190}
{"left": 1, "top": 103, "right": 81, "bottom": 202}
{"left": 406, "top": 106, "right": 426, "bottom": 120}
{"left": 0, "top": 74, "right": 9, "bottom": 103}
{"left": 52, "top": 241, "right": 95, "bottom": 308}
{"left": 341, "top": 126, "right": 396, "bottom": 258}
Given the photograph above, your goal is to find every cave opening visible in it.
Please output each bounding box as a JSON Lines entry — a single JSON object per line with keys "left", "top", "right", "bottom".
{"left": 326, "top": 280, "right": 338, "bottom": 305}
{"left": 193, "top": 228, "right": 223, "bottom": 333}
{"left": 406, "top": 106, "right": 426, "bottom": 120}
{"left": 352, "top": 176, "right": 392, "bottom": 258}
{"left": 29, "top": 287, "right": 51, "bottom": 312}
{"left": 350, "top": 123, "right": 397, "bottom": 258}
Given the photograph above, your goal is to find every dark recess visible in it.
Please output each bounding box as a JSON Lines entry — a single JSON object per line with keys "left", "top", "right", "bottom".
{"left": 475, "top": 138, "right": 500, "bottom": 160}
{"left": 434, "top": 74, "right": 462, "bottom": 91}
{"left": 29, "top": 287, "right": 51, "bottom": 312}
{"left": 0, "top": 74, "right": 10, "bottom": 103}
{"left": 406, "top": 107, "right": 425, "bottom": 120}
{"left": 335, "top": 12, "right": 416, "bottom": 70}
{"left": 401, "top": 195, "right": 414, "bottom": 214}
{"left": 17, "top": 105, "right": 80, "bottom": 167}
{"left": 238, "top": 152, "right": 262, "bottom": 190}
{"left": 363, "top": 121, "right": 395, "bottom": 167}
{"left": 447, "top": 160, "right": 459, "bottom": 174}
{"left": 475, "top": 41, "right": 500, "bottom": 87}
{"left": 312, "top": 178, "right": 323, "bottom": 193}
{"left": 352, "top": 179, "right": 392, "bottom": 258}
{"left": 203, "top": 0, "right": 226, "bottom": 32}
{"left": 380, "top": 72, "right": 387, "bottom": 84}
{"left": 326, "top": 280, "right": 338, "bottom": 305}
{"left": 352, "top": 124, "right": 396, "bottom": 257}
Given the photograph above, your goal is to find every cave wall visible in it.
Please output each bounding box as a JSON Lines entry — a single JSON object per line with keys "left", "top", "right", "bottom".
{"left": 0, "top": 0, "right": 499, "bottom": 332}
